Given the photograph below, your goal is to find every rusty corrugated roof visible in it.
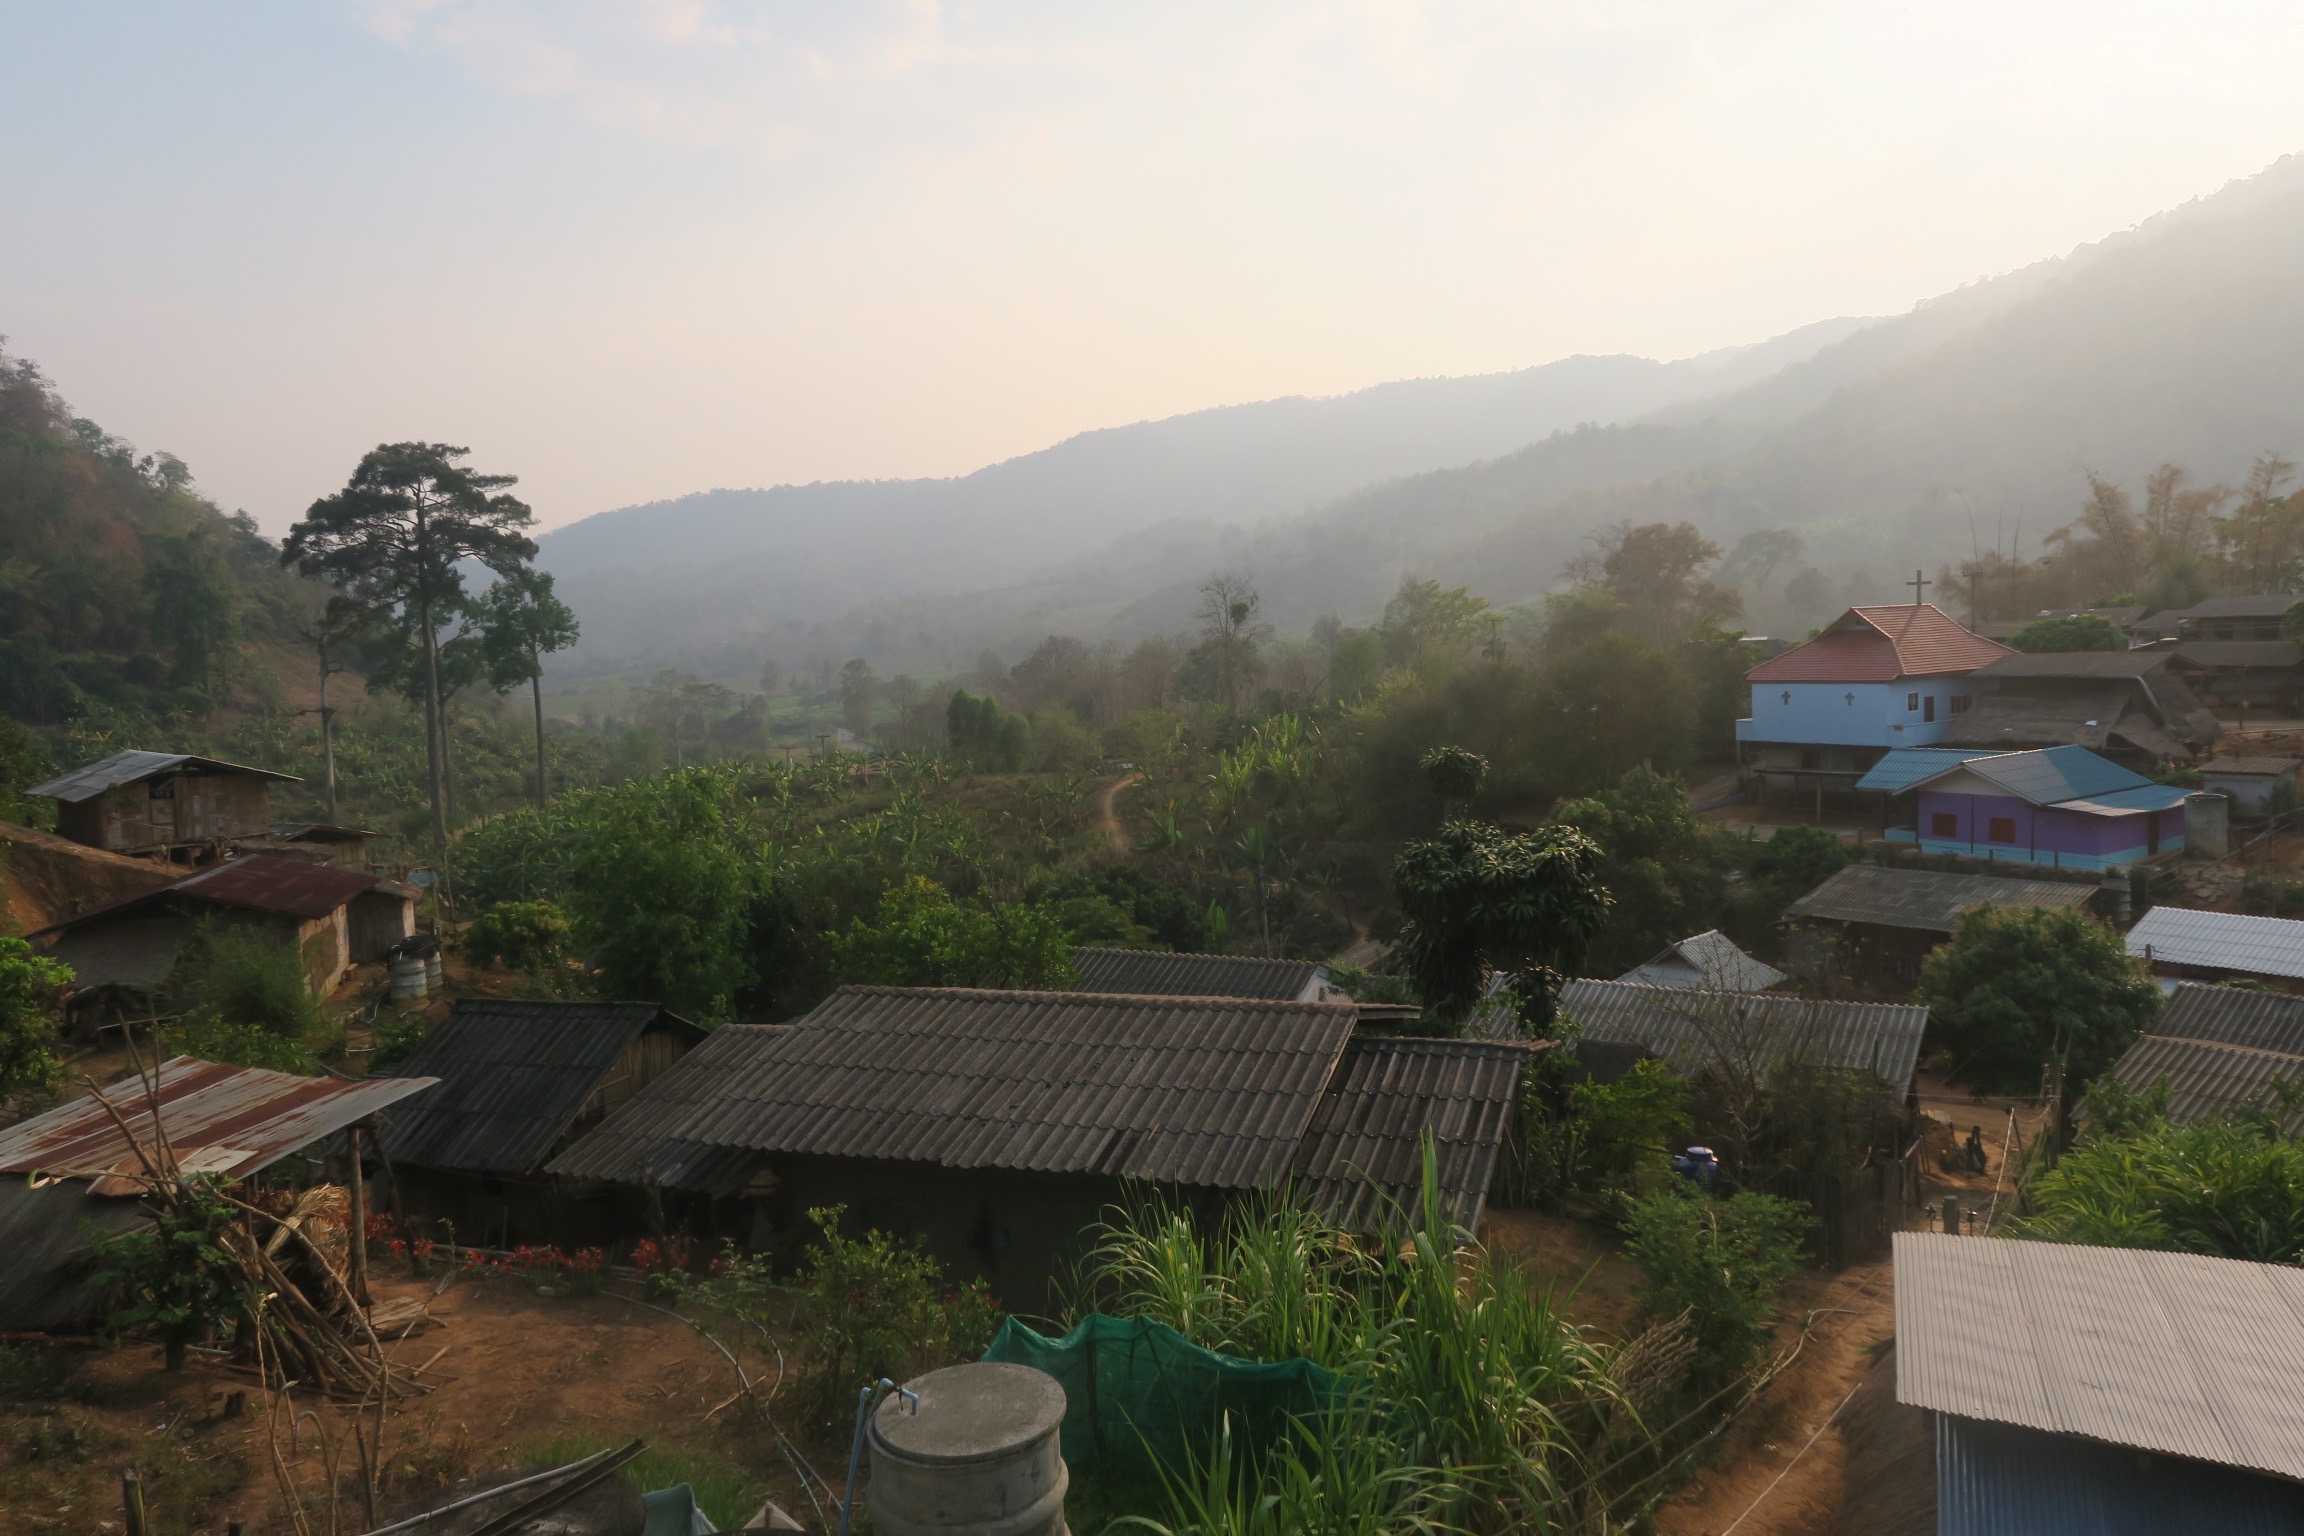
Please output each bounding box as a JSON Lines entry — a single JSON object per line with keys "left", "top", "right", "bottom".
{"left": 28, "top": 853, "right": 417, "bottom": 936}
{"left": 1548, "top": 979, "right": 1927, "bottom": 1095}
{"left": 0, "top": 1057, "right": 436, "bottom": 1184}
{"left": 1895, "top": 1232, "right": 2304, "bottom": 1482}
{"left": 1070, "top": 947, "right": 1327, "bottom": 1001}
{"left": 1288, "top": 1036, "right": 1541, "bottom": 1233}
{"left": 591, "top": 985, "right": 1358, "bottom": 1191}
{"left": 375, "top": 1000, "right": 705, "bottom": 1175}
{"left": 27, "top": 749, "right": 301, "bottom": 803}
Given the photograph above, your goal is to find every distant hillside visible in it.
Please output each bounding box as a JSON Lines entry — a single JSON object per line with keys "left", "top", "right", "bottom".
{"left": 539, "top": 153, "right": 2304, "bottom": 675}
{"left": 0, "top": 345, "right": 320, "bottom": 723}
{"left": 535, "top": 318, "right": 1870, "bottom": 673}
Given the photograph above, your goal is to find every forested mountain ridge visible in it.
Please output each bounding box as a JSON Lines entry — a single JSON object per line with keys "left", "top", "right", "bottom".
{"left": 534, "top": 317, "right": 1872, "bottom": 674}
{"left": 540, "top": 153, "right": 2304, "bottom": 678}
{"left": 0, "top": 346, "right": 320, "bottom": 727}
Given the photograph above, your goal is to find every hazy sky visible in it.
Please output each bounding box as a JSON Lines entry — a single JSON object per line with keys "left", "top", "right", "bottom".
{"left": 7, "top": 3, "right": 2300, "bottom": 536}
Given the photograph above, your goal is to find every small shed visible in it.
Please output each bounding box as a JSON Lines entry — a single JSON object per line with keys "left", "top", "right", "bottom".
{"left": 548, "top": 986, "right": 1534, "bottom": 1305}
{"left": 27, "top": 750, "right": 301, "bottom": 859}
{"left": 1894, "top": 1232, "right": 2304, "bottom": 1533}
{"left": 1068, "top": 947, "right": 1342, "bottom": 1002}
{"left": 1783, "top": 864, "right": 2100, "bottom": 989}
{"left": 374, "top": 999, "right": 707, "bottom": 1244}
{"left": 2200, "top": 756, "right": 2303, "bottom": 817}
{"left": 29, "top": 853, "right": 418, "bottom": 1010}
{"left": 2125, "top": 906, "right": 2304, "bottom": 993}
{"left": 1616, "top": 930, "right": 1786, "bottom": 992}
{"left": 0, "top": 1057, "right": 435, "bottom": 1331}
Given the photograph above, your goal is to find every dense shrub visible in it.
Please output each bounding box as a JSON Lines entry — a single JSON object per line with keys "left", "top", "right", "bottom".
{"left": 465, "top": 898, "right": 573, "bottom": 972}
{"left": 0, "top": 937, "right": 70, "bottom": 1105}
{"left": 2020, "top": 1116, "right": 2304, "bottom": 1261}
{"left": 1622, "top": 1185, "right": 1810, "bottom": 1388}
{"left": 170, "top": 924, "right": 325, "bottom": 1042}
{"left": 89, "top": 1175, "right": 244, "bottom": 1371}
{"left": 1506, "top": 1056, "right": 1692, "bottom": 1209}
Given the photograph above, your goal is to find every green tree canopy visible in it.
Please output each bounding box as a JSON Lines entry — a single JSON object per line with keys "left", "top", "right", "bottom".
{"left": 2007, "top": 613, "right": 2128, "bottom": 652}
{"left": 478, "top": 568, "right": 581, "bottom": 807}
{"left": 1915, "top": 905, "right": 2160, "bottom": 1092}
{"left": 0, "top": 937, "right": 70, "bottom": 1105}
{"left": 1392, "top": 818, "right": 1612, "bottom": 1031}
{"left": 1551, "top": 766, "right": 1727, "bottom": 973}
{"left": 828, "top": 877, "right": 1076, "bottom": 991}
{"left": 2019, "top": 1115, "right": 2304, "bottom": 1262}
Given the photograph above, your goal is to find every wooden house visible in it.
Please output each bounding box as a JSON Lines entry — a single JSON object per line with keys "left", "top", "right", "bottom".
{"left": 28, "top": 854, "right": 417, "bottom": 1018}
{"left": 1735, "top": 604, "right": 2011, "bottom": 806}
{"left": 27, "top": 751, "right": 301, "bottom": 861}
{"left": 374, "top": 1000, "right": 707, "bottom": 1244}
{"left": 1783, "top": 864, "right": 2100, "bottom": 989}
{"left": 2155, "top": 594, "right": 2301, "bottom": 642}
{"left": 2165, "top": 640, "right": 2304, "bottom": 718}
{"left": 1950, "top": 650, "right": 2219, "bottom": 769}
{"left": 547, "top": 986, "right": 1538, "bottom": 1307}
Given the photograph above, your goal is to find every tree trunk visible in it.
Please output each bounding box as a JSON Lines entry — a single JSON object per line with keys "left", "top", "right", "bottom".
{"left": 531, "top": 655, "right": 547, "bottom": 810}
{"left": 417, "top": 588, "right": 448, "bottom": 851}
{"left": 318, "top": 640, "right": 339, "bottom": 823}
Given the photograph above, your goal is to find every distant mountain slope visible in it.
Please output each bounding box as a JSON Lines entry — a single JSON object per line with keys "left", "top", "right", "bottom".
{"left": 537, "top": 318, "right": 1869, "bottom": 670}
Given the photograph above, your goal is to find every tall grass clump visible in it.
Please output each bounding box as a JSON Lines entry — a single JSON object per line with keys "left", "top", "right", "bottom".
{"left": 1076, "top": 1139, "right": 1648, "bottom": 1533}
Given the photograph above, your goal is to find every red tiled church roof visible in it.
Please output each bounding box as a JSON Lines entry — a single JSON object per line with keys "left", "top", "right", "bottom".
{"left": 1747, "top": 604, "right": 2011, "bottom": 683}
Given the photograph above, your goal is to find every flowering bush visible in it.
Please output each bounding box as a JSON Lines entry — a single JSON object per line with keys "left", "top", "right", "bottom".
{"left": 629, "top": 1236, "right": 694, "bottom": 1297}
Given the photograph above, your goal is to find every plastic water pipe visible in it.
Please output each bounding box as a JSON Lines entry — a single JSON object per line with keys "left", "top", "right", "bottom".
{"left": 840, "top": 1377, "right": 920, "bottom": 1536}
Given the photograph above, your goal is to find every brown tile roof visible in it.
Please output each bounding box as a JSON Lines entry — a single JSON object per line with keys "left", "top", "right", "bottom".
{"left": 1288, "top": 1036, "right": 1542, "bottom": 1233}
{"left": 1747, "top": 605, "right": 2010, "bottom": 683}
{"left": 562, "top": 985, "right": 1359, "bottom": 1191}
{"left": 1070, "top": 947, "right": 1326, "bottom": 1001}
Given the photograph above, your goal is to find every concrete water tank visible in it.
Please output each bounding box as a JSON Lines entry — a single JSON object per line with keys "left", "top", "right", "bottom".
{"left": 868, "top": 1362, "right": 1069, "bottom": 1536}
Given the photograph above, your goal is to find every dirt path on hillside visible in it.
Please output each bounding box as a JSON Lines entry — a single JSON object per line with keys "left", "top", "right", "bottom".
{"left": 1096, "top": 771, "right": 1143, "bottom": 854}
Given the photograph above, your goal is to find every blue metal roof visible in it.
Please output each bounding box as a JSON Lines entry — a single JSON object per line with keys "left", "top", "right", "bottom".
{"left": 1854, "top": 748, "right": 2007, "bottom": 793}
{"left": 1963, "top": 744, "right": 2154, "bottom": 805}
{"left": 2060, "top": 783, "right": 2193, "bottom": 813}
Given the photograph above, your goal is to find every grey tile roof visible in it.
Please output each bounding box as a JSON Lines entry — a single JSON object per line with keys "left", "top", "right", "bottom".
{"left": 1894, "top": 1232, "right": 2304, "bottom": 1481}
{"left": 375, "top": 1000, "right": 704, "bottom": 1174}
{"left": 26, "top": 749, "right": 300, "bottom": 803}
{"left": 2157, "top": 983, "right": 2304, "bottom": 1055}
{"left": 2172, "top": 640, "right": 2304, "bottom": 668}
{"left": 1550, "top": 979, "right": 1928, "bottom": 1095}
{"left": 2163, "top": 595, "right": 2304, "bottom": 623}
{"left": 1618, "top": 929, "right": 1787, "bottom": 992}
{"left": 1287, "top": 1036, "right": 1541, "bottom": 1234}
{"left": 1935, "top": 1413, "right": 2304, "bottom": 1535}
{"left": 1787, "top": 865, "right": 2097, "bottom": 933}
{"left": 1069, "top": 947, "right": 1326, "bottom": 1001}
{"left": 2096, "top": 1034, "right": 2304, "bottom": 1133}
{"left": 2126, "top": 907, "right": 2304, "bottom": 982}
{"left": 2203, "top": 757, "right": 2304, "bottom": 776}
{"left": 545, "top": 1025, "right": 791, "bottom": 1195}
{"left": 1854, "top": 748, "right": 2009, "bottom": 793}
{"left": 640, "top": 986, "right": 1359, "bottom": 1190}
{"left": 1972, "top": 651, "right": 2177, "bottom": 679}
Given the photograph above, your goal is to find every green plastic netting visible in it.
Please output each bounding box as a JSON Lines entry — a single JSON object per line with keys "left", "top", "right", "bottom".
{"left": 983, "top": 1314, "right": 1346, "bottom": 1483}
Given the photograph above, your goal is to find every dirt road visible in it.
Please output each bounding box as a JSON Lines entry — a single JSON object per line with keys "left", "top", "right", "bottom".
{"left": 1096, "top": 771, "right": 1143, "bottom": 853}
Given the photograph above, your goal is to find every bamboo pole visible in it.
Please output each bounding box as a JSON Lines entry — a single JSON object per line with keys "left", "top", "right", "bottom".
{"left": 347, "top": 1126, "right": 371, "bottom": 1307}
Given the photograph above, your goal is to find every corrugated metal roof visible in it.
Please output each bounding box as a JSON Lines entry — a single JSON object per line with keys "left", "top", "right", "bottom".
{"left": 2173, "top": 640, "right": 2304, "bottom": 668}
{"left": 376, "top": 1000, "right": 704, "bottom": 1174}
{"left": 1940, "top": 688, "right": 2135, "bottom": 753}
{"left": 1894, "top": 1232, "right": 2304, "bottom": 1481}
{"left": 1946, "top": 745, "right": 2155, "bottom": 806}
{"left": 546, "top": 1025, "right": 791, "bottom": 1195}
{"left": 1747, "top": 605, "right": 2011, "bottom": 683}
{"left": 1972, "top": 651, "right": 2177, "bottom": 679}
{"left": 1288, "top": 1036, "right": 1541, "bottom": 1233}
{"left": 1787, "top": 865, "right": 2097, "bottom": 933}
{"left": 26, "top": 749, "right": 301, "bottom": 803}
{"left": 1617, "top": 929, "right": 1786, "bottom": 992}
{"left": 628, "top": 985, "right": 1358, "bottom": 1190}
{"left": 0, "top": 1177, "right": 157, "bottom": 1331}
{"left": 2057, "top": 783, "right": 2194, "bottom": 814}
{"left": 1549, "top": 979, "right": 1927, "bottom": 1095}
{"left": 2127, "top": 907, "right": 2304, "bottom": 982}
{"left": 1855, "top": 749, "right": 2010, "bottom": 794}
{"left": 2164, "top": 595, "right": 2303, "bottom": 623}
{"left": 0, "top": 1057, "right": 436, "bottom": 1182}
{"left": 28, "top": 853, "right": 416, "bottom": 936}
{"left": 1069, "top": 947, "right": 1325, "bottom": 1001}
{"left": 2096, "top": 1034, "right": 2304, "bottom": 1132}
{"left": 1936, "top": 1413, "right": 2304, "bottom": 1535}
{"left": 2158, "top": 983, "right": 2304, "bottom": 1054}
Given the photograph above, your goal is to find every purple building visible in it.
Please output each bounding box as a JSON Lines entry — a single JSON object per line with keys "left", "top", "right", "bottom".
{"left": 1864, "top": 744, "right": 2192, "bottom": 871}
